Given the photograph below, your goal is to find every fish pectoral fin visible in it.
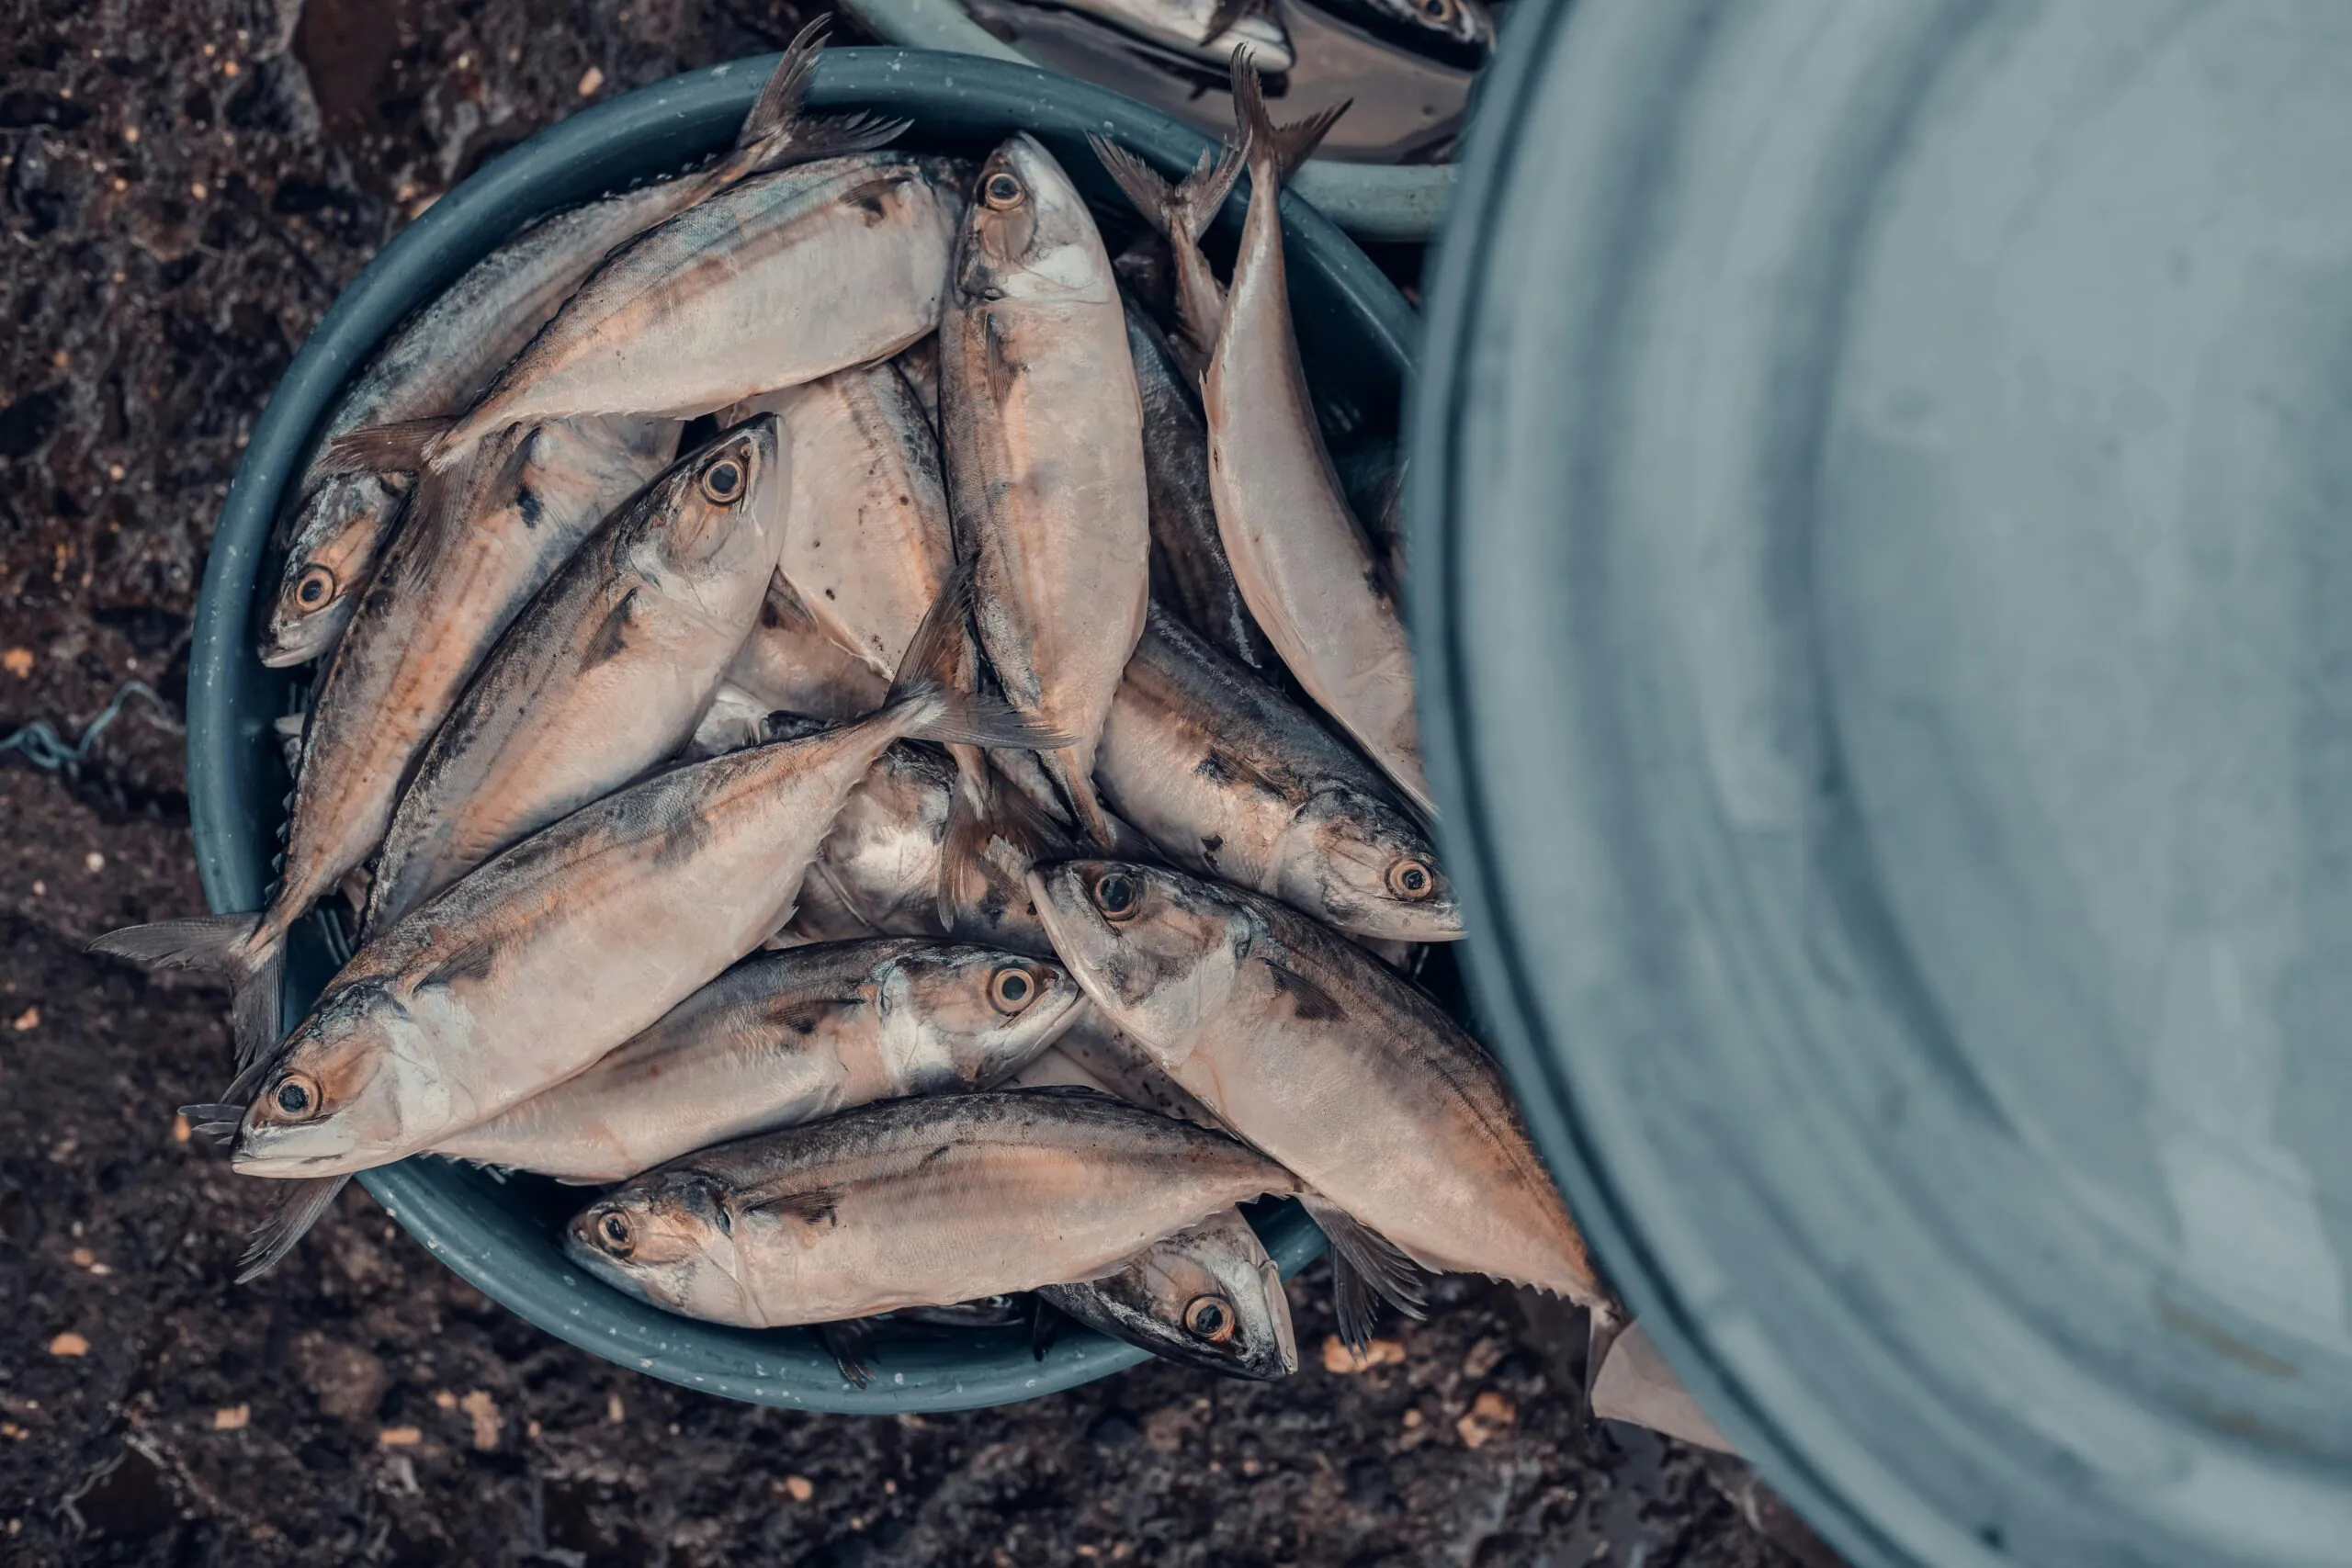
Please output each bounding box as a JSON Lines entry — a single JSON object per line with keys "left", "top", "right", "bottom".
{"left": 1301, "top": 1196, "right": 1427, "bottom": 1352}
{"left": 817, "top": 1318, "right": 879, "bottom": 1389}
{"left": 179, "top": 1103, "right": 246, "bottom": 1145}
{"left": 1262, "top": 959, "right": 1344, "bottom": 1022}
{"left": 237, "top": 1175, "right": 352, "bottom": 1283}
{"left": 744, "top": 1187, "right": 842, "bottom": 1228}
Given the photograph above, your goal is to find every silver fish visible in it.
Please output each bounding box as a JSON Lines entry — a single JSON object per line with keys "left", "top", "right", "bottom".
{"left": 1039, "top": 1208, "right": 1296, "bottom": 1380}
{"left": 432, "top": 940, "right": 1082, "bottom": 1181}
{"left": 724, "top": 361, "right": 955, "bottom": 682}
{"left": 941, "top": 136, "right": 1151, "bottom": 850}
{"left": 1052, "top": 0, "right": 1295, "bottom": 72}
{"left": 1117, "top": 65, "right": 1432, "bottom": 815}
{"left": 398, "top": 155, "right": 966, "bottom": 468}
{"left": 259, "top": 22, "right": 900, "bottom": 667}
{"left": 365, "top": 419, "right": 790, "bottom": 931}
{"left": 1008, "top": 1005, "right": 1221, "bottom": 1129}
{"left": 1316, "top": 0, "right": 1493, "bottom": 67}
{"left": 723, "top": 575, "right": 893, "bottom": 725}
{"left": 1125, "top": 299, "right": 1270, "bottom": 670}
{"left": 1029, "top": 861, "right": 1610, "bottom": 1344}
{"left": 1096, "top": 604, "right": 1459, "bottom": 942}
{"left": 94, "top": 415, "right": 679, "bottom": 1069}
{"left": 562, "top": 1090, "right": 1303, "bottom": 1329}
{"left": 225, "top": 572, "right": 1053, "bottom": 1186}
{"left": 894, "top": 333, "right": 942, "bottom": 429}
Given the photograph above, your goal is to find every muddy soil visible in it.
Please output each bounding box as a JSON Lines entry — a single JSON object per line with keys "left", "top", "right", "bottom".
{"left": 0, "top": 3, "right": 1838, "bottom": 1562}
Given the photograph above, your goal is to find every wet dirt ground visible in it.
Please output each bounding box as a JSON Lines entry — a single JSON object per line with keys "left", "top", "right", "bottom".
{"left": 1, "top": 3, "right": 1840, "bottom": 1562}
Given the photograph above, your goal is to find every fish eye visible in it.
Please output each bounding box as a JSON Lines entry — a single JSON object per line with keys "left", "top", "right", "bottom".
{"left": 982, "top": 171, "right": 1025, "bottom": 210}
{"left": 1091, "top": 872, "right": 1140, "bottom": 921}
{"left": 294, "top": 564, "right": 337, "bottom": 609}
{"left": 989, "top": 964, "right": 1037, "bottom": 1013}
{"left": 269, "top": 1072, "right": 321, "bottom": 1120}
{"left": 1386, "top": 858, "right": 1436, "bottom": 900}
{"left": 1418, "top": 0, "right": 1456, "bottom": 18}
{"left": 699, "top": 454, "right": 747, "bottom": 504}
{"left": 1182, "top": 1294, "right": 1236, "bottom": 1343}
{"left": 597, "top": 1209, "right": 636, "bottom": 1257}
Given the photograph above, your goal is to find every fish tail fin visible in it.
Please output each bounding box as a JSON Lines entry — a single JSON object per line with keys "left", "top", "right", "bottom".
{"left": 236, "top": 1175, "right": 350, "bottom": 1283}
{"left": 1229, "top": 56, "right": 1349, "bottom": 185}
{"left": 1302, "top": 1195, "right": 1427, "bottom": 1353}
{"left": 883, "top": 563, "right": 1071, "bottom": 751}
{"left": 1582, "top": 1298, "right": 1632, "bottom": 1412}
{"left": 1091, "top": 135, "right": 1242, "bottom": 251}
{"left": 320, "top": 415, "right": 458, "bottom": 478}
{"left": 722, "top": 19, "right": 910, "bottom": 179}
{"left": 89, "top": 911, "right": 284, "bottom": 1069}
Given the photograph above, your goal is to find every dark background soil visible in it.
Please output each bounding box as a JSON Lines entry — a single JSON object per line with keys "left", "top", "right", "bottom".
{"left": 0, "top": 3, "right": 1839, "bottom": 1562}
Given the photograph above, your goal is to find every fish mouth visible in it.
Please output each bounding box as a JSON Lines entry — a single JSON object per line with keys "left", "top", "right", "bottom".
{"left": 1024, "top": 866, "right": 1116, "bottom": 993}
{"left": 562, "top": 1224, "right": 652, "bottom": 1303}
{"left": 232, "top": 1119, "right": 368, "bottom": 1178}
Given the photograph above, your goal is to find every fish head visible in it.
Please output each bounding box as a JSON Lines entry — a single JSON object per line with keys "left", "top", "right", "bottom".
{"left": 566, "top": 1170, "right": 755, "bottom": 1323}
{"left": 1026, "top": 861, "right": 1254, "bottom": 1045}
{"left": 638, "top": 413, "right": 787, "bottom": 573}
{"left": 876, "top": 945, "right": 1086, "bottom": 1088}
{"left": 1115, "top": 1216, "right": 1298, "bottom": 1381}
{"left": 259, "top": 472, "right": 409, "bottom": 667}
{"left": 1273, "top": 787, "right": 1463, "bottom": 942}
{"left": 232, "top": 981, "right": 439, "bottom": 1176}
{"left": 955, "top": 135, "right": 1113, "bottom": 308}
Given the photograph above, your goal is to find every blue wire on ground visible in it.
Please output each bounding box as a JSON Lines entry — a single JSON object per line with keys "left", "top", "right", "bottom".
{"left": 0, "top": 680, "right": 177, "bottom": 772}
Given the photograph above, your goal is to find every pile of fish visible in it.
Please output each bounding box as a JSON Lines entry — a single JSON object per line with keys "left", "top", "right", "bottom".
{"left": 97, "top": 28, "right": 1637, "bottom": 1397}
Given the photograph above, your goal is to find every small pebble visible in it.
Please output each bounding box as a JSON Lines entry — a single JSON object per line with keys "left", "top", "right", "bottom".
{"left": 213, "top": 1404, "right": 250, "bottom": 1431}
{"left": 1320, "top": 1335, "right": 1405, "bottom": 1374}
{"left": 171, "top": 1112, "right": 191, "bottom": 1143}
{"left": 48, "top": 1333, "right": 89, "bottom": 1358}
{"left": 577, "top": 65, "right": 605, "bottom": 96}
{"left": 378, "top": 1427, "right": 423, "bottom": 1447}
{"left": 11, "top": 1008, "right": 38, "bottom": 1032}
{"left": 2, "top": 648, "right": 31, "bottom": 678}
{"left": 85, "top": 852, "right": 105, "bottom": 873}
{"left": 122, "top": 126, "right": 139, "bottom": 144}
{"left": 784, "top": 1475, "right": 815, "bottom": 1503}
{"left": 606, "top": 1393, "right": 625, "bottom": 1424}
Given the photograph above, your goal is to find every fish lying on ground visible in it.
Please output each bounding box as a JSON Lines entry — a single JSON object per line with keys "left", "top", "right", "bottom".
{"left": 364, "top": 418, "right": 790, "bottom": 931}
{"left": 1038, "top": 1206, "right": 1296, "bottom": 1380}
{"left": 941, "top": 136, "right": 1150, "bottom": 850}
{"left": 96, "top": 415, "right": 679, "bottom": 1069}
{"left": 1096, "top": 604, "right": 1459, "bottom": 942}
{"left": 563, "top": 1090, "right": 1302, "bottom": 1336}
{"left": 433, "top": 940, "right": 1082, "bottom": 1181}
{"left": 260, "top": 21, "right": 900, "bottom": 667}
{"left": 1029, "top": 860, "right": 1612, "bottom": 1346}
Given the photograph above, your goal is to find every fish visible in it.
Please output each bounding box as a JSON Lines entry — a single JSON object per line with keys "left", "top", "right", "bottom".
{"left": 1125, "top": 299, "right": 1271, "bottom": 670}
{"left": 1588, "top": 1320, "right": 1735, "bottom": 1452}
{"left": 218, "top": 569, "right": 1055, "bottom": 1292}
{"left": 1093, "top": 141, "right": 1244, "bottom": 356}
{"left": 94, "top": 415, "right": 680, "bottom": 1069}
{"left": 894, "top": 333, "right": 941, "bottom": 429}
{"left": 363, "top": 418, "right": 790, "bottom": 931}
{"left": 561, "top": 1089, "right": 1304, "bottom": 1333}
{"left": 1028, "top": 860, "right": 1612, "bottom": 1347}
{"left": 1039, "top": 1207, "right": 1296, "bottom": 1380}
{"left": 1050, "top": 0, "right": 1295, "bottom": 72}
{"left": 722, "top": 576, "right": 894, "bottom": 725}
{"left": 359, "top": 154, "right": 967, "bottom": 474}
{"left": 891, "top": 1297, "right": 1030, "bottom": 1329}
{"left": 1096, "top": 604, "right": 1459, "bottom": 942}
{"left": 787, "top": 743, "right": 1069, "bottom": 959}
{"left": 1110, "top": 64, "right": 1434, "bottom": 816}
{"left": 1315, "top": 0, "right": 1493, "bottom": 69}
{"left": 940, "top": 136, "right": 1151, "bottom": 851}
{"left": 1008, "top": 1004, "right": 1222, "bottom": 1129}
{"left": 257, "top": 20, "right": 903, "bottom": 667}
{"left": 723, "top": 361, "right": 955, "bottom": 682}
{"left": 431, "top": 939, "right": 1083, "bottom": 1181}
